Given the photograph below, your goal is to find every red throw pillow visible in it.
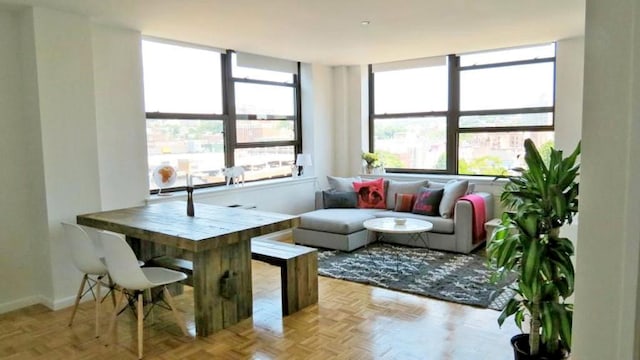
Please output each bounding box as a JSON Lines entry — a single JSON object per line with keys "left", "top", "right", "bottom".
{"left": 412, "top": 187, "right": 444, "bottom": 216}
{"left": 394, "top": 193, "right": 416, "bottom": 212}
{"left": 353, "top": 178, "right": 386, "bottom": 209}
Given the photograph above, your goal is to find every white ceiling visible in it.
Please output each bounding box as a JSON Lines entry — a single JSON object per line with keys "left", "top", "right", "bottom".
{"left": 1, "top": 0, "right": 585, "bottom": 65}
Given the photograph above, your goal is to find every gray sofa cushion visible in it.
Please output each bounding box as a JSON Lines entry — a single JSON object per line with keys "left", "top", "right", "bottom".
{"left": 374, "top": 211, "right": 455, "bottom": 234}
{"left": 386, "top": 179, "right": 429, "bottom": 210}
{"left": 322, "top": 190, "right": 357, "bottom": 208}
{"left": 300, "top": 208, "right": 381, "bottom": 234}
{"left": 327, "top": 175, "right": 361, "bottom": 192}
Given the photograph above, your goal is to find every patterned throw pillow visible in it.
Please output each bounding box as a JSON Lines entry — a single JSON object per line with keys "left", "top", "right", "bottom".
{"left": 322, "top": 191, "right": 358, "bottom": 209}
{"left": 412, "top": 187, "right": 444, "bottom": 216}
{"left": 352, "top": 178, "right": 386, "bottom": 209}
{"left": 394, "top": 193, "right": 416, "bottom": 212}
{"left": 385, "top": 179, "right": 429, "bottom": 209}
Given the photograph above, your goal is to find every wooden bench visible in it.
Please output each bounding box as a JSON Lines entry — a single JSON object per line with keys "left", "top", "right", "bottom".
{"left": 250, "top": 238, "right": 318, "bottom": 316}
{"left": 149, "top": 238, "right": 318, "bottom": 316}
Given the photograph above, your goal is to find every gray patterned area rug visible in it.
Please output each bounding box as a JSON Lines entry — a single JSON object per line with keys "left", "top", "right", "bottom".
{"left": 317, "top": 243, "right": 516, "bottom": 310}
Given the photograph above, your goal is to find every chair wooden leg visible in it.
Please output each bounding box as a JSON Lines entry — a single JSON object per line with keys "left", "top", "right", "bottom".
{"left": 162, "top": 286, "right": 188, "bottom": 336}
{"left": 137, "top": 292, "right": 144, "bottom": 359}
{"left": 107, "top": 289, "right": 126, "bottom": 346}
{"left": 69, "top": 274, "right": 88, "bottom": 327}
{"left": 145, "top": 289, "right": 154, "bottom": 324}
{"left": 108, "top": 275, "right": 117, "bottom": 306}
{"left": 95, "top": 276, "right": 102, "bottom": 338}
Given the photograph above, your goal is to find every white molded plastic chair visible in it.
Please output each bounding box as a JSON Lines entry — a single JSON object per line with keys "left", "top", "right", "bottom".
{"left": 61, "top": 222, "right": 115, "bottom": 338}
{"left": 100, "top": 231, "right": 188, "bottom": 359}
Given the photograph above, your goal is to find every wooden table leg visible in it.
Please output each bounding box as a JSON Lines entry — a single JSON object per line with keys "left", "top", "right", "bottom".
{"left": 192, "top": 239, "right": 252, "bottom": 337}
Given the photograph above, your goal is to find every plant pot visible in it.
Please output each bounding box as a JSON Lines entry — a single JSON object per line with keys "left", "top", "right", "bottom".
{"left": 511, "top": 334, "right": 568, "bottom": 360}
{"left": 365, "top": 165, "right": 374, "bottom": 174}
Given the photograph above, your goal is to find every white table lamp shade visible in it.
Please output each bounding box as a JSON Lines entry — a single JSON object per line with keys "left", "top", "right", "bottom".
{"left": 296, "top": 154, "right": 312, "bottom": 167}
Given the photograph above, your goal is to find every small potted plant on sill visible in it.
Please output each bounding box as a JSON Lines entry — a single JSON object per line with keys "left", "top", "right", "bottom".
{"left": 488, "top": 139, "right": 580, "bottom": 360}
{"left": 362, "top": 151, "right": 380, "bottom": 174}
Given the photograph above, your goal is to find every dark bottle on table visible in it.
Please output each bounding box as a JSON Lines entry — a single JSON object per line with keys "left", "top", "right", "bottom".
{"left": 186, "top": 186, "right": 195, "bottom": 217}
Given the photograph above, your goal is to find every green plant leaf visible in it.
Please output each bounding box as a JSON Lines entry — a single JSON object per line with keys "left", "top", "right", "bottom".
{"left": 548, "top": 249, "right": 575, "bottom": 296}
{"left": 495, "top": 236, "right": 518, "bottom": 269}
{"left": 553, "top": 237, "right": 575, "bottom": 255}
{"left": 550, "top": 185, "right": 568, "bottom": 220}
{"left": 541, "top": 302, "right": 555, "bottom": 348}
{"left": 564, "top": 141, "right": 581, "bottom": 170}
{"left": 515, "top": 213, "right": 538, "bottom": 239}
{"left": 498, "top": 298, "right": 520, "bottom": 327}
{"left": 522, "top": 237, "right": 542, "bottom": 296}
{"left": 523, "top": 139, "right": 549, "bottom": 197}
{"left": 559, "top": 304, "right": 573, "bottom": 351}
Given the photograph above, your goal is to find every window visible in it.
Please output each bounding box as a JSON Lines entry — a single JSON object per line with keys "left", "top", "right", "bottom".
{"left": 370, "top": 56, "right": 449, "bottom": 172}
{"left": 142, "top": 39, "right": 301, "bottom": 193}
{"left": 369, "top": 43, "right": 556, "bottom": 176}
{"left": 230, "top": 53, "right": 299, "bottom": 181}
{"left": 458, "top": 43, "right": 555, "bottom": 175}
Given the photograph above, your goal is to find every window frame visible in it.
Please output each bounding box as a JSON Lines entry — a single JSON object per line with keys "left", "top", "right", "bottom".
{"left": 226, "top": 52, "right": 302, "bottom": 167}
{"left": 144, "top": 45, "right": 302, "bottom": 194}
{"left": 368, "top": 44, "right": 556, "bottom": 176}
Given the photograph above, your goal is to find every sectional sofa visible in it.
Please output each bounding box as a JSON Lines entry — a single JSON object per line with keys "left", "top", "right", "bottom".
{"left": 292, "top": 176, "right": 493, "bottom": 254}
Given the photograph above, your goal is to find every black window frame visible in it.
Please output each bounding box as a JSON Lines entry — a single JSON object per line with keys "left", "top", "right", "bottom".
{"left": 226, "top": 51, "right": 302, "bottom": 169}
{"left": 144, "top": 45, "right": 302, "bottom": 194}
{"left": 368, "top": 43, "right": 556, "bottom": 176}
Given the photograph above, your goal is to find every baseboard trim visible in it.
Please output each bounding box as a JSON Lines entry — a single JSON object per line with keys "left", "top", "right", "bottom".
{"left": 0, "top": 296, "right": 40, "bottom": 314}
{"left": 0, "top": 293, "right": 88, "bottom": 314}
{"left": 50, "top": 294, "right": 81, "bottom": 311}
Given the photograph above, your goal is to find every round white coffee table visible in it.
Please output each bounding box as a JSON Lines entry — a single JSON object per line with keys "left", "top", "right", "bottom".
{"left": 363, "top": 217, "right": 433, "bottom": 237}
{"left": 363, "top": 217, "right": 434, "bottom": 272}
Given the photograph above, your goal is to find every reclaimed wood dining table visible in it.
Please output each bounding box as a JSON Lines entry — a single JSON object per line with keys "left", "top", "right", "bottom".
{"left": 76, "top": 201, "right": 299, "bottom": 337}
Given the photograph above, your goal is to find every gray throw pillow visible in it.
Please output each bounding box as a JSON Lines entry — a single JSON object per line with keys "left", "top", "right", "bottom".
{"left": 323, "top": 190, "right": 358, "bottom": 209}
{"left": 386, "top": 179, "right": 429, "bottom": 209}
{"left": 327, "top": 175, "right": 361, "bottom": 192}
{"left": 428, "top": 181, "right": 447, "bottom": 189}
{"left": 439, "top": 180, "right": 469, "bottom": 218}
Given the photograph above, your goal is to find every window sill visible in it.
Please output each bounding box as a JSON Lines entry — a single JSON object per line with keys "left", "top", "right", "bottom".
{"left": 359, "top": 173, "right": 507, "bottom": 186}
{"left": 146, "top": 176, "right": 317, "bottom": 205}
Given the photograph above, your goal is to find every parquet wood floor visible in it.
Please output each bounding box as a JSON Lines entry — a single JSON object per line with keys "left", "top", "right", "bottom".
{"left": 0, "top": 260, "right": 519, "bottom": 359}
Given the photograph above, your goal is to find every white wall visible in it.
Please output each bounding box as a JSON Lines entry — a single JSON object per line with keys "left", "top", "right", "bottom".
{"left": 301, "top": 64, "right": 334, "bottom": 188}
{"left": 331, "top": 65, "right": 368, "bottom": 179}
{"left": 91, "top": 25, "right": 149, "bottom": 210}
{"left": 0, "top": 9, "right": 42, "bottom": 313}
{"left": 29, "top": 7, "right": 103, "bottom": 307}
{"left": 353, "top": 65, "right": 369, "bottom": 174}
{"left": 331, "top": 66, "right": 348, "bottom": 177}
{"left": 555, "top": 36, "right": 584, "bottom": 153}
{"left": 18, "top": 7, "right": 52, "bottom": 312}
{"left": 573, "top": 0, "right": 640, "bottom": 358}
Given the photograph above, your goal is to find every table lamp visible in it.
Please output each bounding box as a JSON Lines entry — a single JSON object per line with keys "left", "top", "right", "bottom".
{"left": 295, "top": 153, "right": 312, "bottom": 176}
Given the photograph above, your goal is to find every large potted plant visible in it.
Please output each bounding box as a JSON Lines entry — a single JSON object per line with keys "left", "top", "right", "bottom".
{"left": 488, "top": 139, "right": 580, "bottom": 359}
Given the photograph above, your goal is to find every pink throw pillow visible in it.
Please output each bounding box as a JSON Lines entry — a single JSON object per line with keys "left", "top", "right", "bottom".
{"left": 353, "top": 178, "right": 386, "bottom": 209}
